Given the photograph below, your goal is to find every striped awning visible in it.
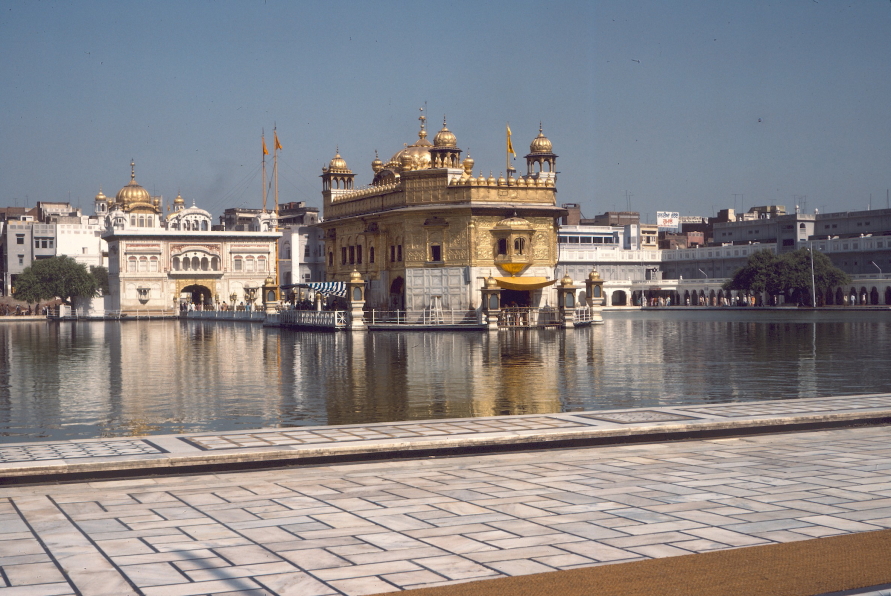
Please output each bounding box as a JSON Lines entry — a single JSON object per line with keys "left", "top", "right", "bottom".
{"left": 282, "top": 282, "right": 347, "bottom": 298}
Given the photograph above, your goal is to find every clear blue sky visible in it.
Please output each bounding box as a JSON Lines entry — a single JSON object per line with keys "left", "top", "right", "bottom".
{"left": 2, "top": 1, "right": 890, "bottom": 222}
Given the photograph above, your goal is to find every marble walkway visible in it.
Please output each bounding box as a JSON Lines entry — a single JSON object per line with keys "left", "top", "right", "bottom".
{"left": 2, "top": 396, "right": 891, "bottom": 595}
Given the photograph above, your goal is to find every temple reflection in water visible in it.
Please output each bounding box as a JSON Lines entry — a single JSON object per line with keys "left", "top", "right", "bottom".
{"left": 2, "top": 311, "right": 891, "bottom": 441}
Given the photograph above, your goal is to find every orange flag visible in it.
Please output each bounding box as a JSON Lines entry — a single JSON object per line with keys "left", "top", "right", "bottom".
{"left": 274, "top": 131, "right": 282, "bottom": 151}
{"left": 262, "top": 137, "right": 269, "bottom": 156}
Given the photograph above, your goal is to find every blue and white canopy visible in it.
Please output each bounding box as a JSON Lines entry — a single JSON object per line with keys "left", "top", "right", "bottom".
{"left": 282, "top": 281, "right": 346, "bottom": 298}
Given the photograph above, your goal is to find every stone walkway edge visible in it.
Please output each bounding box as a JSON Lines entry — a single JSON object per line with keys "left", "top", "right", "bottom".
{"left": 3, "top": 393, "right": 891, "bottom": 482}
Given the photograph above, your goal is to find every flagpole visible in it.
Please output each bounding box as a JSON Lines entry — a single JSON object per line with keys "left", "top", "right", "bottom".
{"left": 273, "top": 126, "right": 281, "bottom": 303}
{"left": 273, "top": 126, "right": 279, "bottom": 217}
{"left": 261, "top": 129, "right": 268, "bottom": 213}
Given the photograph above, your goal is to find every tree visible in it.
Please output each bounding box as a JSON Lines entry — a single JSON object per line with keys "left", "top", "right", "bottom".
{"left": 775, "top": 248, "right": 850, "bottom": 306}
{"left": 724, "top": 249, "right": 779, "bottom": 295}
{"left": 724, "top": 247, "right": 850, "bottom": 306}
{"left": 13, "top": 256, "right": 99, "bottom": 305}
{"left": 90, "top": 265, "right": 110, "bottom": 295}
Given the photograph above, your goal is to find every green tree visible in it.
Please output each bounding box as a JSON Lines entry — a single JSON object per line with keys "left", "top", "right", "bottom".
{"left": 775, "top": 248, "right": 850, "bottom": 306}
{"left": 90, "top": 265, "right": 110, "bottom": 295}
{"left": 724, "top": 247, "right": 850, "bottom": 306}
{"left": 13, "top": 256, "right": 99, "bottom": 305}
{"left": 724, "top": 249, "right": 779, "bottom": 295}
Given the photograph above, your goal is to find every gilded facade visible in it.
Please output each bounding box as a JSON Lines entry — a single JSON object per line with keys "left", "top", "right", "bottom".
{"left": 319, "top": 114, "right": 566, "bottom": 312}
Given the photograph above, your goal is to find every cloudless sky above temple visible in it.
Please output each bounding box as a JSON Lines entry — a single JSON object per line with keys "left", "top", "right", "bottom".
{"left": 2, "top": 0, "right": 890, "bottom": 221}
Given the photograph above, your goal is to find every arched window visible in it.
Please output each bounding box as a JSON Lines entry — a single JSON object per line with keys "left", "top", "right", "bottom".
{"left": 497, "top": 239, "right": 507, "bottom": 256}
{"left": 234, "top": 257, "right": 243, "bottom": 272}
{"left": 201, "top": 221, "right": 208, "bottom": 231}
{"left": 191, "top": 256, "right": 199, "bottom": 270}
{"left": 201, "top": 257, "right": 209, "bottom": 271}
{"left": 246, "top": 257, "right": 255, "bottom": 272}
{"left": 183, "top": 256, "right": 191, "bottom": 271}
{"left": 138, "top": 257, "right": 148, "bottom": 272}
{"left": 283, "top": 243, "right": 291, "bottom": 259}
{"left": 172, "top": 257, "right": 181, "bottom": 271}
{"left": 514, "top": 238, "right": 525, "bottom": 254}
{"left": 211, "top": 256, "right": 220, "bottom": 271}
{"left": 258, "top": 256, "right": 267, "bottom": 272}
{"left": 369, "top": 247, "right": 375, "bottom": 264}
{"left": 130, "top": 216, "right": 136, "bottom": 226}
{"left": 138, "top": 217, "right": 145, "bottom": 228}
{"left": 150, "top": 257, "right": 159, "bottom": 272}
{"left": 127, "top": 257, "right": 137, "bottom": 272}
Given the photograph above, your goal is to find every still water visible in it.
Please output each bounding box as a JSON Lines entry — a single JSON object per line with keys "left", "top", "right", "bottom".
{"left": 2, "top": 310, "right": 891, "bottom": 442}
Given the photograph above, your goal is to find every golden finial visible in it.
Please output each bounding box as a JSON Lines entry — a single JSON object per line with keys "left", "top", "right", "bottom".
{"left": 418, "top": 104, "right": 427, "bottom": 138}
{"left": 130, "top": 159, "right": 136, "bottom": 182}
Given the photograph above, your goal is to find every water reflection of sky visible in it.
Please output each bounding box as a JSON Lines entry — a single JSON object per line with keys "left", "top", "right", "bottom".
{"left": 1, "top": 311, "right": 890, "bottom": 442}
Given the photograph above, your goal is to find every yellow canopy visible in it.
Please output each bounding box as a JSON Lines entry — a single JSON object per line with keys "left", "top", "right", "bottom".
{"left": 494, "top": 277, "right": 557, "bottom": 291}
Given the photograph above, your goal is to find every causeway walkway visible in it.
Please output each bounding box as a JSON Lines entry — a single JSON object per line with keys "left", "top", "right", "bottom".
{"left": 2, "top": 395, "right": 891, "bottom": 595}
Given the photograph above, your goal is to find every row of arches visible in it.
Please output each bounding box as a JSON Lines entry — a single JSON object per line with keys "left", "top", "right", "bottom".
{"left": 172, "top": 255, "right": 221, "bottom": 272}
{"left": 607, "top": 286, "right": 891, "bottom": 307}
{"left": 170, "top": 219, "right": 209, "bottom": 231}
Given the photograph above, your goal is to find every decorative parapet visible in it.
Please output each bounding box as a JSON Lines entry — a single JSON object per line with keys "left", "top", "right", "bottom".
{"left": 330, "top": 181, "right": 402, "bottom": 204}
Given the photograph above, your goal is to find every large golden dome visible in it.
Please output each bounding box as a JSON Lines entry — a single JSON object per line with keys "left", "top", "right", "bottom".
{"left": 529, "top": 124, "right": 553, "bottom": 154}
{"left": 433, "top": 117, "right": 457, "bottom": 148}
{"left": 115, "top": 160, "right": 151, "bottom": 206}
{"left": 387, "top": 134, "right": 433, "bottom": 172}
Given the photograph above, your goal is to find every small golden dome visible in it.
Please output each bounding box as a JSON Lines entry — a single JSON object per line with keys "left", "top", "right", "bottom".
{"left": 561, "top": 274, "right": 574, "bottom": 287}
{"left": 497, "top": 173, "right": 507, "bottom": 186}
{"left": 350, "top": 269, "right": 362, "bottom": 281}
{"left": 494, "top": 213, "right": 533, "bottom": 231}
{"left": 371, "top": 150, "right": 383, "bottom": 173}
{"left": 529, "top": 124, "right": 553, "bottom": 154}
{"left": 115, "top": 160, "right": 151, "bottom": 206}
{"left": 95, "top": 189, "right": 107, "bottom": 202}
{"left": 265, "top": 276, "right": 275, "bottom": 285}
{"left": 588, "top": 269, "right": 602, "bottom": 281}
{"left": 486, "top": 276, "right": 498, "bottom": 288}
{"left": 462, "top": 153, "right": 474, "bottom": 174}
{"left": 174, "top": 193, "right": 185, "bottom": 205}
{"left": 328, "top": 148, "right": 350, "bottom": 173}
{"left": 487, "top": 171, "right": 496, "bottom": 185}
{"left": 433, "top": 117, "right": 457, "bottom": 148}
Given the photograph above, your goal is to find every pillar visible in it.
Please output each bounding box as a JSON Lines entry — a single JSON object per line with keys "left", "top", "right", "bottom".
{"left": 480, "top": 276, "right": 502, "bottom": 331}
{"left": 347, "top": 269, "right": 366, "bottom": 330}
{"left": 584, "top": 268, "right": 605, "bottom": 324}
{"left": 557, "top": 274, "right": 577, "bottom": 329}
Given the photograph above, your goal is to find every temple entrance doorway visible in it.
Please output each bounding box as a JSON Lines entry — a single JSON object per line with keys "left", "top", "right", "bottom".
{"left": 180, "top": 284, "right": 213, "bottom": 309}
{"left": 389, "top": 277, "right": 405, "bottom": 310}
{"left": 500, "top": 289, "right": 531, "bottom": 308}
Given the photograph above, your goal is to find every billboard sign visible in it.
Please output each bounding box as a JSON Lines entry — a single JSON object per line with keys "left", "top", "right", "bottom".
{"left": 657, "top": 211, "right": 680, "bottom": 231}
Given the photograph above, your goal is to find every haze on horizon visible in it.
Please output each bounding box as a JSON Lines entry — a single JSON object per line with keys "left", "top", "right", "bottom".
{"left": 1, "top": 0, "right": 889, "bottom": 223}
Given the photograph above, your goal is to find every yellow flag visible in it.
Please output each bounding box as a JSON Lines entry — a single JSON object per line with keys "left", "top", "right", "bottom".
{"left": 274, "top": 131, "right": 282, "bottom": 151}
{"left": 262, "top": 137, "right": 269, "bottom": 156}
{"left": 506, "top": 125, "right": 516, "bottom": 157}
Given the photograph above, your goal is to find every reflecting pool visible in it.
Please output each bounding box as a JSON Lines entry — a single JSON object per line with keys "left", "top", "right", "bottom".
{"left": 2, "top": 309, "right": 891, "bottom": 442}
